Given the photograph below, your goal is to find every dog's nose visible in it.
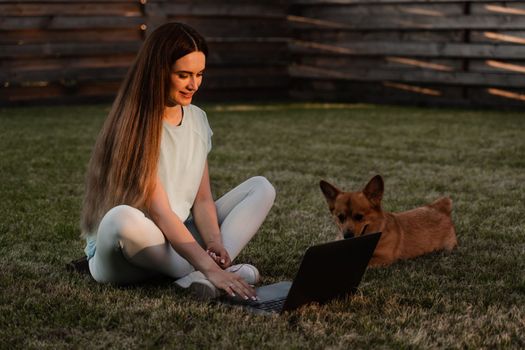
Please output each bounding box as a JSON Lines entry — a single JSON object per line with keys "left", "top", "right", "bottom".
{"left": 343, "top": 230, "right": 354, "bottom": 239}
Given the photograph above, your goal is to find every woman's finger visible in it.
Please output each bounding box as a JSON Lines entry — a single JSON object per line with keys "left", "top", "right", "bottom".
{"left": 230, "top": 278, "right": 256, "bottom": 300}
{"left": 207, "top": 250, "right": 223, "bottom": 265}
{"left": 225, "top": 282, "right": 236, "bottom": 297}
{"left": 216, "top": 249, "right": 227, "bottom": 264}
{"left": 219, "top": 251, "right": 231, "bottom": 268}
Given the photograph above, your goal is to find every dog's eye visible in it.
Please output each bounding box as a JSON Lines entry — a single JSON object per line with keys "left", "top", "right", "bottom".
{"left": 353, "top": 214, "right": 364, "bottom": 221}
{"left": 337, "top": 214, "right": 345, "bottom": 223}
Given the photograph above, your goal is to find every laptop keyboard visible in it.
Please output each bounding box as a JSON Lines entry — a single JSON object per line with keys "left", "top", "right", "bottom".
{"left": 253, "top": 297, "right": 286, "bottom": 312}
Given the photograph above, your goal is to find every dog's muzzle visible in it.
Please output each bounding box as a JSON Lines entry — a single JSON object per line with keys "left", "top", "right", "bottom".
{"left": 343, "top": 230, "right": 354, "bottom": 239}
{"left": 344, "top": 225, "right": 369, "bottom": 239}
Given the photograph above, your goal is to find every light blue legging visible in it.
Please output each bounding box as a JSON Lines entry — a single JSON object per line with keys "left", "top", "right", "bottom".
{"left": 88, "top": 176, "right": 275, "bottom": 284}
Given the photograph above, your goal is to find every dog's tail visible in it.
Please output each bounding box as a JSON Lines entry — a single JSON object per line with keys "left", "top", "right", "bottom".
{"left": 429, "top": 196, "right": 453, "bottom": 215}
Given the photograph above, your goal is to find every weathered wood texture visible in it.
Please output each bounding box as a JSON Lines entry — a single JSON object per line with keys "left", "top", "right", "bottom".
{"left": 0, "top": 0, "right": 289, "bottom": 105}
{"left": 1, "top": 0, "right": 524, "bottom": 107}
{"left": 289, "top": 0, "right": 525, "bottom": 107}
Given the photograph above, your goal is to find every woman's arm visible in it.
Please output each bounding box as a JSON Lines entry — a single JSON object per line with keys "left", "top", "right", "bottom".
{"left": 149, "top": 174, "right": 218, "bottom": 275}
{"left": 149, "top": 175, "right": 254, "bottom": 299}
{"left": 191, "top": 161, "right": 231, "bottom": 268}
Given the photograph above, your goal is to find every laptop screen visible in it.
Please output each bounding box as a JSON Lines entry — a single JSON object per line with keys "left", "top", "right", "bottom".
{"left": 282, "top": 232, "right": 381, "bottom": 312}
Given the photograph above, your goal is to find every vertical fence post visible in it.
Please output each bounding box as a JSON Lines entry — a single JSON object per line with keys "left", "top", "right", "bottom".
{"left": 142, "top": 0, "right": 168, "bottom": 38}
{"left": 462, "top": 1, "right": 472, "bottom": 103}
{"left": 139, "top": 0, "right": 148, "bottom": 40}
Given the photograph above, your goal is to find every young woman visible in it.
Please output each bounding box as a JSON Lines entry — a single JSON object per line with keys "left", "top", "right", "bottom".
{"left": 80, "top": 22, "right": 275, "bottom": 300}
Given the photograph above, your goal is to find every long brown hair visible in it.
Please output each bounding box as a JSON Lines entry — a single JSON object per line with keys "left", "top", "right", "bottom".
{"left": 81, "top": 22, "right": 208, "bottom": 236}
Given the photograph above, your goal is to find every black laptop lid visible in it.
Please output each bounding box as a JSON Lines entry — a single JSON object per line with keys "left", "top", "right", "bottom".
{"left": 281, "top": 232, "right": 382, "bottom": 312}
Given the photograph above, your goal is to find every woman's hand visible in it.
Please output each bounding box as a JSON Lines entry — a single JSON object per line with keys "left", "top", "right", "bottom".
{"left": 206, "top": 241, "right": 231, "bottom": 269}
{"left": 206, "top": 269, "right": 257, "bottom": 300}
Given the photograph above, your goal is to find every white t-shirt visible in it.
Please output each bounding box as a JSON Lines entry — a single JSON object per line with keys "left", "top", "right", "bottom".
{"left": 85, "top": 104, "right": 212, "bottom": 259}
{"left": 157, "top": 104, "right": 213, "bottom": 222}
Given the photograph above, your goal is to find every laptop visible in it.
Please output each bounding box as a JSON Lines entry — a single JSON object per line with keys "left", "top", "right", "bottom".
{"left": 221, "top": 232, "right": 382, "bottom": 314}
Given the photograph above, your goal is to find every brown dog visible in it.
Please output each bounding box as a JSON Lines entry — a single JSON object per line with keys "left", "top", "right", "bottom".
{"left": 320, "top": 175, "right": 457, "bottom": 266}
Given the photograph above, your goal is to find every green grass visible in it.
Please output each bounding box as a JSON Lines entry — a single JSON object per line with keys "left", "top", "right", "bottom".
{"left": 1, "top": 102, "right": 524, "bottom": 349}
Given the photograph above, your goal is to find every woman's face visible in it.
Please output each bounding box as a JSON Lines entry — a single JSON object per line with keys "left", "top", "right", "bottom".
{"left": 169, "top": 51, "right": 206, "bottom": 106}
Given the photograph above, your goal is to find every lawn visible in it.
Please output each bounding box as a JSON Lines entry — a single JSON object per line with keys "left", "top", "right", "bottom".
{"left": 0, "top": 102, "right": 523, "bottom": 349}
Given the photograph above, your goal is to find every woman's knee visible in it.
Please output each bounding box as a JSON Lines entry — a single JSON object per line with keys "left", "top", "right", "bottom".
{"left": 99, "top": 205, "right": 149, "bottom": 243}
{"left": 249, "top": 176, "right": 276, "bottom": 205}
{"left": 100, "top": 205, "right": 165, "bottom": 255}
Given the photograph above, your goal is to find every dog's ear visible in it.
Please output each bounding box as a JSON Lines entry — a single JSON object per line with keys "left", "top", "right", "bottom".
{"left": 320, "top": 180, "right": 341, "bottom": 210}
{"left": 363, "top": 175, "right": 384, "bottom": 207}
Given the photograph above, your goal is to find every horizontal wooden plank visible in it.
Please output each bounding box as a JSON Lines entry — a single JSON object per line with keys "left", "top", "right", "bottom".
{"left": 2, "top": 67, "right": 128, "bottom": 85}
{"left": 298, "top": 56, "right": 463, "bottom": 71}
{"left": 292, "top": 79, "right": 461, "bottom": 96}
{"left": 288, "top": 14, "right": 525, "bottom": 31}
{"left": 289, "top": 63, "right": 525, "bottom": 87}
{"left": 145, "top": 3, "right": 286, "bottom": 18}
{"left": 295, "top": 2, "right": 525, "bottom": 18}
{"left": 291, "top": 0, "right": 515, "bottom": 4}
{"left": 0, "top": 28, "right": 141, "bottom": 45}
{"left": 149, "top": 0, "right": 287, "bottom": 4}
{"left": 0, "top": 81, "right": 121, "bottom": 105}
{"left": 0, "top": 0, "right": 285, "bottom": 2}
{"left": 291, "top": 40, "right": 525, "bottom": 59}
{"left": 206, "top": 37, "right": 289, "bottom": 43}
{"left": 163, "top": 17, "right": 289, "bottom": 38}
{"left": 0, "top": 3, "right": 141, "bottom": 16}
{"left": 297, "top": 3, "right": 465, "bottom": 16}
{"left": 295, "top": 29, "right": 466, "bottom": 43}
{"left": 470, "top": 30, "right": 525, "bottom": 44}
{"left": 203, "top": 66, "right": 290, "bottom": 89}
{"left": 297, "top": 56, "right": 525, "bottom": 75}
{"left": 290, "top": 80, "right": 469, "bottom": 106}
{"left": 0, "top": 54, "right": 135, "bottom": 72}
{"left": 207, "top": 40, "right": 289, "bottom": 65}
{"left": 202, "top": 78, "right": 287, "bottom": 90}
{"left": 469, "top": 59, "right": 525, "bottom": 74}
{"left": 0, "top": 16, "right": 144, "bottom": 30}
{"left": 468, "top": 87, "right": 525, "bottom": 105}
{"left": 196, "top": 87, "right": 290, "bottom": 102}
{"left": 291, "top": 81, "right": 525, "bottom": 107}
{"left": 209, "top": 65, "right": 289, "bottom": 75}
{"left": 471, "top": 2, "right": 525, "bottom": 15}
{"left": 0, "top": 0, "right": 137, "bottom": 2}
{"left": 0, "top": 42, "right": 141, "bottom": 58}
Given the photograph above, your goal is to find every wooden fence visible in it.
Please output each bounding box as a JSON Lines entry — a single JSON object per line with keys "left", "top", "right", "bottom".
{"left": 1, "top": 0, "right": 525, "bottom": 107}
{"left": 289, "top": 0, "right": 525, "bottom": 107}
{"left": 0, "top": 0, "right": 289, "bottom": 105}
